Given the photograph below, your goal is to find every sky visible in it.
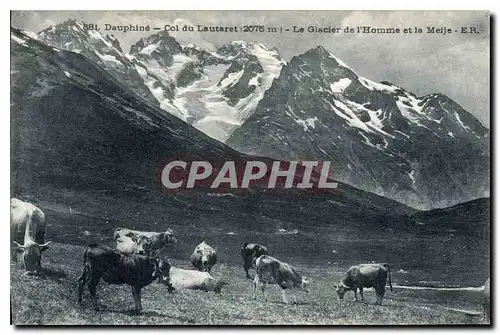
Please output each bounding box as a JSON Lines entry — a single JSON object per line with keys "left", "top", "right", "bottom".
{"left": 11, "top": 10, "right": 490, "bottom": 128}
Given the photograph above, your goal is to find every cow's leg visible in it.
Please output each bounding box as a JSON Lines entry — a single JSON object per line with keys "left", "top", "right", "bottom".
{"left": 253, "top": 275, "right": 259, "bottom": 299}
{"left": 354, "top": 288, "right": 359, "bottom": 302}
{"left": 359, "top": 287, "right": 365, "bottom": 302}
{"left": 261, "top": 282, "right": 268, "bottom": 301}
{"left": 77, "top": 267, "right": 89, "bottom": 304}
{"left": 375, "top": 285, "right": 386, "bottom": 305}
{"left": 244, "top": 258, "right": 252, "bottom": 279}
{"left": 131, "top": 286, "right": 142, "bottom": 313}
{"left": 11, "top": 247, "right": 18, "bottom": 263}
{"left": 281, "top": 288, "right": 288, "bottom": 304}
{"left": 88, "top": 276, "right": 101, "bottom": 310}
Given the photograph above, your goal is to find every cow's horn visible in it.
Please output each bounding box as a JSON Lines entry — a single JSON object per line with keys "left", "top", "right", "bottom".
{"left": 38, "top": 241, "right": 51, "bottom": 250}
{"left": 13, "top": 241, "right": 25, "bottom": 249}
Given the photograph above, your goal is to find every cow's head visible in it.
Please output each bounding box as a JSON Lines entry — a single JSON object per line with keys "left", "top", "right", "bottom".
{"left": 151, "top": 257, "right": 173, "bottom": 289}
{"left": 164, "top": 228, "right": 177, "bottom": 245}
{"left": 13, "top": 240, "right": 51, "bottom": 273}
{"left": 136, "top": 235, "right": 152, "bottom": 255}
{"left": 299, "top": 276, "right": 310, "bottom": 293}
{"left": 334, "top": 282, "right": 349, "bottom": 299}
{"left": 196, "top": 247, "right": 213, "bottom": 271}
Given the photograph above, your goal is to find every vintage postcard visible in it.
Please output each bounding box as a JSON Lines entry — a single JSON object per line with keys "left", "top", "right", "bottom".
{"left": 10, "top": 10, "right": 490, "bottom": 325}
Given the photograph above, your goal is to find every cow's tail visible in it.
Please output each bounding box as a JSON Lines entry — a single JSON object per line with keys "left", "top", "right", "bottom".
{"left": 384, "top": 263, "right": 393, "bottom": 291}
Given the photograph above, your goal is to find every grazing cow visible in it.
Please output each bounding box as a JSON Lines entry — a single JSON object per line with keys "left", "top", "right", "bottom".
{"left": 190, "top": 241, "right": 217, "bottom": 273}
{"left": 77, "top": 244, "right": 174, "bottom": 313}
{"left": 483, "top": 277, "right": 490, "bottom": 322}
{"left": 241, "top": 242, "right": 268, "bottom": 279}
{"left": 114, "top": 227, "right": 177, "bottom": 256}
{"left": 170, "top": 267, "right": 226, "bottom": 293}
{"left": 334, "top": 263, "right": 393, "bottom": 305}
{"left": 10, "top": 198, "right": 51, "bottom": 273}
{"left": 253, "top": 255, "right": 309, "bottom": 304}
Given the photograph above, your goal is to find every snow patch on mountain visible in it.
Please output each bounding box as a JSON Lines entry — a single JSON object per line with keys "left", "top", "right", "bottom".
{"left": 139, "top": 43, "right": 159, "bottom": 55}
{"left": 326, "top": 51, "right": 355, "bottom": 72}
{"left": 330, "top": 78, "right": 352, "bottom": 93}
{"left": 11, "top": 33, "right": 27, "bottom": 46}
{"left": 360, "top": 77, "right": 398, "bottom": 93}
{"left": 395, "top": 96, "right": 431, "bottom": 130}
{"left": 96, "top": 51, "right": 123, "bottom": 66}
{"left": 327, "top": 99, "right": 372, "bottom": 133}
{"left": 454, "top": 112, "right": 471, "bottom": 132}
{"left": 295, "top": 116, "right": 319, "bottom": 132}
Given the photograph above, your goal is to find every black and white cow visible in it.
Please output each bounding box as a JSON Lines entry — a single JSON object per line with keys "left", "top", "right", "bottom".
{"left": 241, "top": 242, "right": 268, "bottom": 279}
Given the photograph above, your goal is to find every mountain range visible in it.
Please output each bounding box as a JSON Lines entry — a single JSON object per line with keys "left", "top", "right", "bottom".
{"left": 11, "top": 26, "right": 416, "bottom": 222}
{"left": 227, "top": 46, "right": 490, "bottom": 209}
{"left": 14, "top": 20, "right": 490, "bottom": 210}
{"left": 37, "top": 19, "right": 284, "bottom": 142}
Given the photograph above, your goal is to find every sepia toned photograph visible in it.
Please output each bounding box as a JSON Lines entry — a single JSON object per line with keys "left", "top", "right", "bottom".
{"left": 10, "top": 10, "right": 490, "bottom": 325}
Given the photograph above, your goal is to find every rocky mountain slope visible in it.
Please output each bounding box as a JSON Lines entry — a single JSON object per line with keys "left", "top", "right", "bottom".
{"left": 36, "top": 20, "right": 284, "bottom": 141}
{"left": 227, "top": 46, "right": 490, "bottom": 210}
{"left": 12, "top": 27, "right": 417, "bottom": 224}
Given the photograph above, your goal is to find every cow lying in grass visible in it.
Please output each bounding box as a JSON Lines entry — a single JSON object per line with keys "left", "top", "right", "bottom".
{"left": 335, "top": 263, "right": 393, "bottom": 305}
{"left": 170, "top": 267, "right": 226, "bottom": 293}
{"left": 77, "top": 244, "right": 173, "bottom": 313}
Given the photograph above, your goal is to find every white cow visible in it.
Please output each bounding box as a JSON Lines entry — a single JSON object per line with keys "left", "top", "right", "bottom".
{"left": 170, "top": 267, "right": 225, "bottom": 293}
{"left": 11, "top": 198, "right": 51, "bottom": 273}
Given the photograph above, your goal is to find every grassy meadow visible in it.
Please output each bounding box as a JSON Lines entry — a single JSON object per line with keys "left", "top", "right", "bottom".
{"left": 10, "top": 189, "right": 490, "bottom": 325}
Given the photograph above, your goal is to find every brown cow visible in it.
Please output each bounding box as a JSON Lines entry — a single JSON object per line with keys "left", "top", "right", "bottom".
{"left": 335, "top": 263, "right": 392, "bottom": 305}
{"left": 77, "top": 244, "right": 173, "bottom": 313}
{"left": 253, "top": 255, "right": 309, "bottom": 304}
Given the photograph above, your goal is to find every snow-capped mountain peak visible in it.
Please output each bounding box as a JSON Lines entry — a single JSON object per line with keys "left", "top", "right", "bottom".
{"left": 35, "top": 21, "right": 285, "bottom": 141}
{"left": 227, "top": 45, "right": 489, "bottom": 210}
